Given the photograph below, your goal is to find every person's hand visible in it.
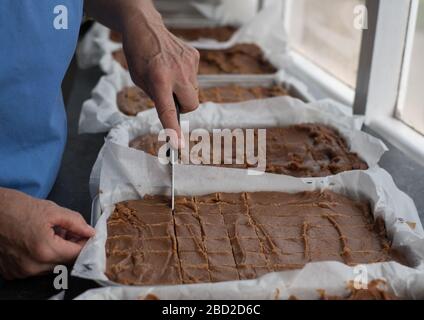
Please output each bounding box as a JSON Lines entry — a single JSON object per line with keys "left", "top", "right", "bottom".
{"left": 0, "top": 188, "right": 95, "bottom": 280}
{"left": 121, "top": 6, "right": 200, "bottom": 148}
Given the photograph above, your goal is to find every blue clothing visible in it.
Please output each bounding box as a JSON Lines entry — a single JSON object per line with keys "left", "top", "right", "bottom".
{"left": 0, "top": 0, "right": 83, "bottom": 198}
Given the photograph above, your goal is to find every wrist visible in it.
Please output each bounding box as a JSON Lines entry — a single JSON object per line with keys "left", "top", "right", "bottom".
{"left": 120, "top": 0, "right": 165, "bottom": 35}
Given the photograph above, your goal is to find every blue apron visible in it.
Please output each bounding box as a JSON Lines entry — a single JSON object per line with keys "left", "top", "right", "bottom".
{"left": 0, "top": 0, "right": 83, "bottom": 198}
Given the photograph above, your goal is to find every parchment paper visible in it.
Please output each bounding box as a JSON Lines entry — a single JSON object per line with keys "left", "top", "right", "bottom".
{"left": 75, "top": 262, "right": 424, "bottom": 300}
{"left": 72, "top": 150, "right": 424, "bottom": 299}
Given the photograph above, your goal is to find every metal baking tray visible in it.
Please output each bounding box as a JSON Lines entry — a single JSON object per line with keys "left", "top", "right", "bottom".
{"left": 198, "top": 76, "right": 314, "bottom": 103}
{"left": 91, "top": 195, "right": 102, "bottom": 227}
{"left": 156, "top": 0, "right": 215, "bottom": 21}
{"left": 164, "top": 18, "right": 229, "bottom": 28}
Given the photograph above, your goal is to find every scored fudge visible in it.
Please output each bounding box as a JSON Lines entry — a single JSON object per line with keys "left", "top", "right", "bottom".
{"left": 198, "top": 43, "right": 277, "bottom": 75}
{"left": 116, "top": 84, "right": 289, "bottom": 116}
{"left": 112, "top": 43, "right": 277, "bottom": 75}
{"left": 129, "top": 124, "right": 369, "bottom": 177}
{"left": 106, "top": 191, "right": 397, "bottom": 286}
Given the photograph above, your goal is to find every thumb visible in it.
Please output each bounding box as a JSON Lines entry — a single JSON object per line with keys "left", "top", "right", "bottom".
{"left": 48, "top": 210, "right": 95, "bottom": 263}
{"left": 51, "top": 209, "right": 95, "bottom": 239}
{"left": 50, "top": 235, "right": 85, "bottom": 263}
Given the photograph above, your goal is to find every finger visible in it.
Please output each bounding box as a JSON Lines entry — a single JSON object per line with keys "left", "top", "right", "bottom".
{"left": 50, "top": 235, "right": 85, "bottom": 263}
{"left": 51, "top": 209, "right": 95, "bottom": 239}
{"left": 54, "top": 226, "right": 67, "bottom": 238}
{"left": 150, "top": 84, "right": 184, "bottom": 149}
{"left": 174, "top": 82, "right": 199, "bottom": 114}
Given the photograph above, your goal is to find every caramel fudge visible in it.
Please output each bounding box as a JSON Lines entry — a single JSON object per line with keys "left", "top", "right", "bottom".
{"left": 168, "top": 26, "right": 237, "bottom": 42}
{"left": 109, "top": 26, "right": 237, "bottom": 43}
{"left": 129, "top": 125, "right": 369, "bottom": 177}
{"left": 198, "top": 84, "right": 289, "bottom": 103}
{"left": 112, "top": 43, "right": 277, "bottom": 75}
{"left": 198, "top": 44, "right": 277, "bottom": 75}
{"left": 117, "top": 87, "right": 155, "bottom": 116}
{"left": 106, "top": 191, "right": 396, "bottom": 286}
{"left": 116, "top": 85, "right": 289, "bottom": 116}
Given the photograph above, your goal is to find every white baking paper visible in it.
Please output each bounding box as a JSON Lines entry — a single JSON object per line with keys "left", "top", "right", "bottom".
{"left": 76, "top": 23, "right": 122, "bottom": 70}
{"left": 74, "top": 262, "right": 424, "bottom": 300}
{"left": 72, "top": 152, "right": 424, "bottom": 299}
{"left": 78, "top": 66, "right": 315, "bottom": 134}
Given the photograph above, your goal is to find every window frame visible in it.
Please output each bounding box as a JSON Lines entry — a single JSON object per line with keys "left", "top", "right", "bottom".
{"left": 283, "top": 0, "right": 424, "bottom": 164}
{"left": 283, "top": 0, "right": 358, "bottom": 105}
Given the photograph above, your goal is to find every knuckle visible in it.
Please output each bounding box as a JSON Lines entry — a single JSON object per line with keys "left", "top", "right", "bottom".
{"left": 149, "top": 69, "right": 169, "bottom": 87}
{"left": 192, "top": 48, "right": 200, "bottom": 61}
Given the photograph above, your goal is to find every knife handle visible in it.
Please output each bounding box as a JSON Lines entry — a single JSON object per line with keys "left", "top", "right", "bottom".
{"left": 173, "top": 93, "right": 181, "bottom": 125}
{"left": 166, "top": 94, "right": 181, "bottom": 160}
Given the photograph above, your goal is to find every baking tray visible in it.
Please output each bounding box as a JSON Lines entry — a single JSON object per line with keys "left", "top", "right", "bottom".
{"left": 164, "top": 18, "right": 232, "bottom": 28}
{"left": 82, "top": 167, "right": 424, "bottom": 296}
{"left": 156, "top": 0, "right": 215, "bottom": 21}
{"left": 91, "top": 195, "right": 102, "bottom": 227}
{"left": 198, "top": 76, "right": 314, "bottom": 103}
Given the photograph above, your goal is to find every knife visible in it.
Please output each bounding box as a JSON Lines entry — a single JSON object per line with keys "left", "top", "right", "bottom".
{"left": 170, "top": 94, "right": 181, "bottom": 212}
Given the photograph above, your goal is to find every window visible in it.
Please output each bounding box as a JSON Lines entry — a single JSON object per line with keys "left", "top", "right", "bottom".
{"left": 397, "top": 0, "right": 424, "bottom": 135}
{"left": 287, "top": 0, "right": 364, "bottom": 88}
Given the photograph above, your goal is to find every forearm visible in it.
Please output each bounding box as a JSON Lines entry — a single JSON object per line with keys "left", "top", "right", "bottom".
{"left": 84, "top": 0, "right": 164, "bottom": 33}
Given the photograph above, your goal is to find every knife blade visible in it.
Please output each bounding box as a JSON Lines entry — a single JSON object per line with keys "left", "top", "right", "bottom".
{"left": 171, "top": 94, "right": 181, "bottom": 212}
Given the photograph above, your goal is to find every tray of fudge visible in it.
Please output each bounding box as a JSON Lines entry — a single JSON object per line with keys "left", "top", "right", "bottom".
{"left": 98, "top": 5, "right": 288, "bottom": 76}
{"left": 107, "top": 42, "right": 278, "bottom": 78}
{"left": 76, "top": 98, "right": 423, "bottom": 299}
{"left": 92, "top": 95, "right": 383, "bottom": 180}
{"left": 109, "top": 25, "right": 238, "bottom": 44}
{"left": 78, "top": 70, "right": 314, "bottom": 134}
{"left": 77, "top": 22, "right": 241, "bottom": 70}
{"left": 74, "top": 162, "right": 424, "bottom": 299}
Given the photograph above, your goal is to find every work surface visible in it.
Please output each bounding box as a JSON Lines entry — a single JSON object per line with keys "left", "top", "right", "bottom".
{"left": 0, "top": 65, "right": 423, "bottom": 300}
